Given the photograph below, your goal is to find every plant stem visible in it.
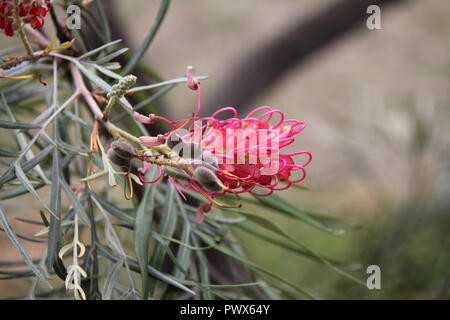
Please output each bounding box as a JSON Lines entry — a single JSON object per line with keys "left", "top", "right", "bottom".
{"left": 13, "top": 0, "right": 33, "bottom": 56}
{"left": 18, "top": 27, "right": 34, "bottom": 56}
{"left": 102, "top": 97, "right": 116, "bottom": 121}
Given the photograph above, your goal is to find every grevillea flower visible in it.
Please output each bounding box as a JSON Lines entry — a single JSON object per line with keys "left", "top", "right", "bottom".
{"left": 130, "top": 67, "right": 311, "bottom": 222}
{"left": 0, "top": 0, "right": 51, "bottom": 37}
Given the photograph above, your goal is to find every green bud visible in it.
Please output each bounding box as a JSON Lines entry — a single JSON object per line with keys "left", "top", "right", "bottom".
{"left": 193, "top": 166, "right": 223, "bottom": 192}
{"left": 107, "top": 75, "right": 137, "bottom": 98}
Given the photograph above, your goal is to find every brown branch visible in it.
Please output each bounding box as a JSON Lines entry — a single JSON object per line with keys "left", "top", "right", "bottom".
{"left": 204, "top": 0, "right": 406, "bottom": 114}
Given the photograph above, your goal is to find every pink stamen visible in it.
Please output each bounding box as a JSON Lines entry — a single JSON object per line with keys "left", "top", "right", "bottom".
{"left": 135, "top": 67, "right": 311, "bottom": 209}
{"left": 168, "top": 176, "right": 187, "bottom": 201}
{"left": 138, "top": 165, "right": 163, "bottom": 184}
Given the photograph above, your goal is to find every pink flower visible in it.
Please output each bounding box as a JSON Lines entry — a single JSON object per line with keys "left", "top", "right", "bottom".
{"left": 182, "top": 106, "right": 312, "bottom": 197}
{"left": 133, "top": 67, "right": 311, "bottom": 222}
{"left": 139, "top": 135, "right": 166, "bottom": 147}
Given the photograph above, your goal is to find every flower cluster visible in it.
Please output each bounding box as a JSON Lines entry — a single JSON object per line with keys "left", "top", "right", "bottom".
{"left": 0, "top": 0, "right": 50, "bottom": 37}
{"left": 110, "top": 67, "right": 311, "bottom": 222}
{"left": 182, "top": 106, "right": 311, "bottom": 197}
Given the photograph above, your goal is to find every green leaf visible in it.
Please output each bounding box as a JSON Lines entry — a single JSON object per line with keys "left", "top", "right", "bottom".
{"left": 91, "top": 193, "right": 134, "bottom": 224}
{"left": 78, "top": 39, "right": 122, "bottom": 60}
{"left": 195, "top": 229, "right": 317, "bottom": 299}
{"left": 150, "top": 184, "right": 176, "bottom": 266}
{"left": 235, "top": 222, "right": 313, "bottom": 258}
{"left": 45, "top": 39, "right": 58, "bottom": 52}
{"left": 0, "top": 204, "right": 51, "bottom": 288}
{"left": 55, "top": 39, "right": 75, "bottom": 51}
{"left": 97, "top": 243, "right": 195, "bottom": 296}
{"left": 192, "top": 236, "right": 213, "bottom": 299}
{"left": 134, "top": 165, "right": 160, "bottom": 300}
{"left": 0, "top": 120, "right": 41, "bottom": 130}
{"left": 92, "top": 63, "right": 122, "bottom": 80}
{"left": 95, "top": 48, "right": 129, "bottom": 64}
{"left": 0, "top": 183, "right": 45, "bottom": 200}
{"left": 0, "top": 144, "right": 53, "bottom": 187}
{"left": 0, "top": 149, "right": 20, "bottom": 158}
{"left": 60, "top": 178, "right": 90, "bottom": 226}
{"left": 237, "top": 210, "right": 365, "bottom": 286}
{"left": 46, "top": 145, "right": 62, "bottom": 270}
{"left": 14, "top": 163, "right": 56, "bottom": 218}
{"left": 102, "top": 259, "right": 125, "bottom": 300}
{"left": 254, "top": 192, "right": 344, "bottom": 235}
{"left": 93, "top": 0, "right": 111, "bottom": 43}
{"left": 172, "top": 195, "right": 192, "bottom": 280}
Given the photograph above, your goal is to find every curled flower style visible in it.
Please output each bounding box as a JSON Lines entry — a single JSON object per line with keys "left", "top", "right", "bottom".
{"left": 129, "top": 67, "right": 311, "bottom": 222}
{"left": 182, "top": 106, "right": 312, "bottom": 197}
{"left": 0, "top": 0, "right": 51, "bottom": 37}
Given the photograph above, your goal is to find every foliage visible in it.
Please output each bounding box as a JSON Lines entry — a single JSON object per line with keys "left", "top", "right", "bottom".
{"left": 0, "top": 0, "right": 362, "bottom": 300}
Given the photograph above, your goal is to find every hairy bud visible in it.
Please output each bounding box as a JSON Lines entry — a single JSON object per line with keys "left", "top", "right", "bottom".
{"left": 179, "top": 142, "right": 202, "bottom": 159}
{"left": 139, "top": 135, "right": 166, "bottom": 147}
{"left": 107, "top": 141, "right": 135, "bottom": 166}
{"left": 110, "top": 141, "right": 135, "bottom": 159}
{"left": 163, "top": 166, "right": 191, "bottom": 181}
{"left": 107, "top": 75, "right": 137, "bottom": 98}
{"left": 107, "top": 149, "right": 128, "bottom": 167}
{"left": 202, "top": 151, "right": 218, "bottom": 168}
{"left": 193, "top": 166, "right": 223, "bottom": 192}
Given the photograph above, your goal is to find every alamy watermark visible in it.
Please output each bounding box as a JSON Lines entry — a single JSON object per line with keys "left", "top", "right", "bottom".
{"left": 366, "top": 265, "right": 381, "bottom": 290}
{"left": 366, "top": 5, "right": 382, "bottom": 30}
{"left": 66, "top": 5, "right": 81, "bottom": 30}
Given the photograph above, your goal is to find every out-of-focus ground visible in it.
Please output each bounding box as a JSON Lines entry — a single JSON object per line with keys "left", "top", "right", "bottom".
{"left": 1, "top": 0, "right": 450, "bottom": 299}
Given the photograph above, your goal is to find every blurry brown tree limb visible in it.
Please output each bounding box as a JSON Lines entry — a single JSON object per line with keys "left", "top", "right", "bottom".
{"left": 204, "top": 0, "right": 405, "bottom": 114}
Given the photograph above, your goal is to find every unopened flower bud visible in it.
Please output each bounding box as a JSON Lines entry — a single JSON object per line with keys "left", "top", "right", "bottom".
{"left": 193, "top": 166, "right": 223, "bottom": 192}
{"left": 107, "top": 141, "right": 134, "bottom": 167}
{"left": 186, "top": 66, "right": 199, "bottom": 90}
{"left": 163, "top": 166, "right": 191, "bottom": 181}
{"left": 107, "top": 75, "right": 137, "bottom": 98}
{"left": 139, "top": 135, "right": 166, "bottom": 147}
{"left": 202, "top": 151, "right": 218, "bottom": 168}
{"left": 134, "top": 112, "right": 155, "bottom": 125}
{"left": 110, "top": 141, "right": 136, "bottom": 159}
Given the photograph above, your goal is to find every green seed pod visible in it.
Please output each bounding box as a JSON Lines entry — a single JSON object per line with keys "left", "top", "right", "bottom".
{"left": 163, "top": 166, "right": 191, "bottom": 181}
{"left": 193, "top": 166, "right": 223, "bottom": 192}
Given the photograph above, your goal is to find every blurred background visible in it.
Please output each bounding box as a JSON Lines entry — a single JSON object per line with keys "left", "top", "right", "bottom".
{"left": 1, "top": 0, "right": 450, "bottom": 299}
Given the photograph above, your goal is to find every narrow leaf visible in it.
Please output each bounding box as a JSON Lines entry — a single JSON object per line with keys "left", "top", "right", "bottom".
{"left": 134, "top": 165, "right": 159, "bottom": 299}
{"left": 0, "top": 205, "right": 51, "bottom": 287}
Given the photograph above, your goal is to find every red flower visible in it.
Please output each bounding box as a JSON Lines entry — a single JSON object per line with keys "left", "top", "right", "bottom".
{"left": 0, "top": 0, "right": 50, "bottom": 37}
